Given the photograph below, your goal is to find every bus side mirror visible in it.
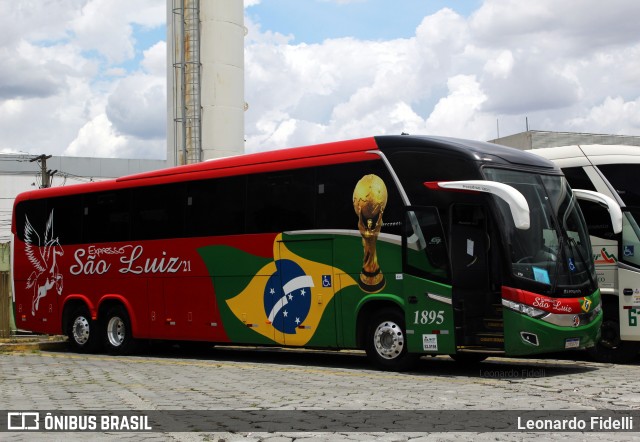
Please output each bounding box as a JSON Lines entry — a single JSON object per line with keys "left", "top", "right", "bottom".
{"left": 572, "top": 189, "right": 623, "bottom": 234}
{"left": 425, "top": 180, "right": 530, "bottom": 230}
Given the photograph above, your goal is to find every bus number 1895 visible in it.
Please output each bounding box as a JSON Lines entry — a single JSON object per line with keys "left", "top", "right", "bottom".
{"left": 413, "top": 310, "right": 445, "bottom": 325}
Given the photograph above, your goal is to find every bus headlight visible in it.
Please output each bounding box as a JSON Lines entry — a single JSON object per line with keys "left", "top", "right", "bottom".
{"left": 502, "top": 299, "right": 547, "bottom": 318}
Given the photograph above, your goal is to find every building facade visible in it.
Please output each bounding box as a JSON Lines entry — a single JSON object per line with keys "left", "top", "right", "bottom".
{"left": 0, "top": 154, "right": 165, "bottom": 243}
{"left": 489, "top": 130, "right": 640, "bottom": 150}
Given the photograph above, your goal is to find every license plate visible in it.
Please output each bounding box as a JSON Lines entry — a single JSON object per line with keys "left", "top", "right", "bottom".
{"left": 565, "top": 337, "right": 580, "bottom": 349}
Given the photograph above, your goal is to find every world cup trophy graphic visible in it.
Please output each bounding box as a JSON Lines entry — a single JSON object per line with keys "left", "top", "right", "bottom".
{"left": 353, "top": 174, "right": 387, "bottom": 293}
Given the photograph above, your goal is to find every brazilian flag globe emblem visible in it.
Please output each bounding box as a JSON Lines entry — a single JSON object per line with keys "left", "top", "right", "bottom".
{"left": 264, "top": 259, "right": 313, "bottom": 334}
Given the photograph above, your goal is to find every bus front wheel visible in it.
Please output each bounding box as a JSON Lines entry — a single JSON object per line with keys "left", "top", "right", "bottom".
{"left": 365, "top": 310, "right": 417, "bottom": 371}
{"left": 67, "top": 305, "right": 101, "bottom": 353}
{"left": 588, "top": 319, "right": 640, "bottom": 364}
{"left": 103, "top": 306, "right": 137, "bottom": 355}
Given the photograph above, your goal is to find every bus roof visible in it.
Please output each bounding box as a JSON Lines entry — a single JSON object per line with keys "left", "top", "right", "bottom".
{"left": 530, "top": 144, "right": 640, "bottom": 168}
{"left": 375, "top": 135, "right": 555, "bottom": 169}
{"left": 14, "top": 135, "right": 555, "bottom": 202}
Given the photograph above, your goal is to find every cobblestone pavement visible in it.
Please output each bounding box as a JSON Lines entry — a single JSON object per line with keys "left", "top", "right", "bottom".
{"left": 1, "top": 346, "right": 640, "bottom": 441}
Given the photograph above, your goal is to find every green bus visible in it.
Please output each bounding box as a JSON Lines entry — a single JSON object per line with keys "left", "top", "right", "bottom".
{"left": 12, "top": 135, "right": 614, "bottom": 370}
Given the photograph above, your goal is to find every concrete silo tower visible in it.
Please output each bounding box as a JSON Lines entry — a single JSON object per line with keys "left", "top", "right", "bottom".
{"left": 167, "top": 0, "right": 245, "bottom": 165}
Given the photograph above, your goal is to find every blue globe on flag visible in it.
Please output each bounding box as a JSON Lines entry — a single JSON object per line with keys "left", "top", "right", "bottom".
{"left": 264, "top": 259, "right": 313, "bottom": 334}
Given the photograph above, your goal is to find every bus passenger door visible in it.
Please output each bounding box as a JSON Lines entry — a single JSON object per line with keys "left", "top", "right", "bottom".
{"left": 449, "top": 204, "right": 504, "bottom": 351}
{"left": 275, "top": 239, "right": 337, "bottom": 347}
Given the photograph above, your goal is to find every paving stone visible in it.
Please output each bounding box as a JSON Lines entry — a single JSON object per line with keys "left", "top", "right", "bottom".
{"left": 1, "top": 349, "right": 639, "bottom": 440}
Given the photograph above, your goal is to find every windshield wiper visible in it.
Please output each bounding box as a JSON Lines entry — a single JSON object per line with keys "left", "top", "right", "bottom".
{"left": 550, "top": 234, "right": 564, "bottom": 295}
{"left": 566, "top": 236, "right": 596, "bottom": 290}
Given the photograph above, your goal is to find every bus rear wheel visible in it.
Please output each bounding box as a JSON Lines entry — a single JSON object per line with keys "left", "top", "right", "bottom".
{"left": 103, "top": 306, "right": 137, "bottom": 355}
{"left": 588, "top": 319, "right": 640, "bottom": 364}
{"left": 67, "top": 305, "right": 101, "bottom": 353}
{"left": 365, "top": 310, "right": 417, "bottom": 371}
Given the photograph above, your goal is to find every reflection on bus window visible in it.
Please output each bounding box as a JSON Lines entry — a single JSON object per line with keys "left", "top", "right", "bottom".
{"left": 622, "top": 209, "right": 640, "bottom": 268}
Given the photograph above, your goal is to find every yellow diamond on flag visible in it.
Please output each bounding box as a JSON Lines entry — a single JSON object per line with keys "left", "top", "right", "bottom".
{"left": 226, "top": 234, "right": 357, "bottom": 346}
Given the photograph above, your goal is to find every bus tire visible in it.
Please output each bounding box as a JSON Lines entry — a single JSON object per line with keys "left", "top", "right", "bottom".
{"left": 588, "top": 319, "right": 640, "bottom": 364}
{"left": 365, "top": 309, "right": 417, "bottom": 371}
{"left": 103, "top": 305, "right": 137, "bottom": 355}
{"left": 66, "top": 305, "right": 101, "bottom": 353}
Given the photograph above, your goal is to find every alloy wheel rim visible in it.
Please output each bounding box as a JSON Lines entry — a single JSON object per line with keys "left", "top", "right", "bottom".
{"left": 72, "top": 316, "right": 90, "bottom": 345}
{"left": 373, "top": 320, "right": 404, "bottom": 360}
{"left": 107, "top": 316, "right": 125, "bottom": 347}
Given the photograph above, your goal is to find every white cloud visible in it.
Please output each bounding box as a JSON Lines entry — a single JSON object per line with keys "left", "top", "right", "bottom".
{"left": 0, "top": 0, "right": 165, "bottom": 159}
{"left": 425, "top": 75, "right": 494, "bottom": 139}
{"left": 244, "top": 0, "right": 640, "bottom": 151}
{"left": 244, "top": 8, "right": 479, "bottom": 150}
{"left": 141, "top": 42, "right": 166, "bottom": 77}
{"left": 2, "top": 0, "right": 640, "bottom": 161}
{"left": 567, "top": 96, "right": 640, "bottom": 134}
{"left": 103, "top": 41, "right": 167, "bottom": 142}
{"left": 65, "top": 113, "right": 165, "bottom": 158}
{"left": 65, "top": 114, "right": 127, "bottom": 157}
{"left": 71, "top": 0, "right": 165, "bottom": 64}
{"left": 484, "top": 50, "right": 514, "bottom": 79}
{"left": 106, "top": 73, "right": 165, "bottom": 140}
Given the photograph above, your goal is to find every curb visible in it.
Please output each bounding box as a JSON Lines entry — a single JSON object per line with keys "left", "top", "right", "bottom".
{"left": 0, "top": 337, "right": 68, "bottom": 353}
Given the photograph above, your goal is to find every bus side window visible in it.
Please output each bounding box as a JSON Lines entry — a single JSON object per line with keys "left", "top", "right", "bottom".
{"left": 246, "top": 169, "right": 315, "bottom": 234}
{"left": 47, "top": 195, "right": 84, "bottom": 245}
{"left": 316, "top": 163, "right": 357, "bottom": 231}
{"left": 315, "top": 161, "right": 404, "bottom": 235}
{"left": 84, "top": 191, "right": 131, "bottom": 243}
{"left": 578, "top": 199, "right": 615, "bottom": 240}
{"left": 132, "top": 183, "right": 186, "bottom": 240}
{"left": 562, "top": 166, "right": 598, "bottom": 192}
{"left": 404, "top": 207, "right": 450, "bottom": 284}
{"left": 598, "top": 164, "right": 640, "bottom": 206}
{"left": 622, "top": 208, "right": 640, "bottom": 268}
{"left": 188, "top": 176, "right": 246, "bottom": 237}
{"left": 15, "top": 200, "right": 47, "bottom": 242}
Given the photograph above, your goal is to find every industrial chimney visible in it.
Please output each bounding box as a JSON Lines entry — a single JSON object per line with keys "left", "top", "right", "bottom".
{"left": 167, "top": 0, "right": 245, "bottom": 165}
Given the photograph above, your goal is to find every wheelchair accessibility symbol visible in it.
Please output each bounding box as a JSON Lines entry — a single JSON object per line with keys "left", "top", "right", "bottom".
{"left": 624, "top": 245, "right": 635, "bottom": 257}
{"left": 322, "top": 275, "right": 332, "bottom": 288}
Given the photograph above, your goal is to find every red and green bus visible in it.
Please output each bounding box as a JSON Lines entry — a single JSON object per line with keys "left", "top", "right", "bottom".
{"left": 12, "top": 135, "right": 609, "bottom": 370}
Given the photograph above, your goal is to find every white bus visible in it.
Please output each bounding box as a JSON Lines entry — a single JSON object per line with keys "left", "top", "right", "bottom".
{"left": 530, "top": 145, "right": 640, "bottom": 363}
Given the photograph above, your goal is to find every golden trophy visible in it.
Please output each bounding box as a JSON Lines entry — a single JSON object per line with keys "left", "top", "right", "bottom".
{"left": 353, "top": 174, "right": 387, "bottom": 293}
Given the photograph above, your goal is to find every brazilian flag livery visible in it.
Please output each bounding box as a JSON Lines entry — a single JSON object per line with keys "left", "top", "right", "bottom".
{"left": 199, "top": 233, "right": 357, "bottom": 346}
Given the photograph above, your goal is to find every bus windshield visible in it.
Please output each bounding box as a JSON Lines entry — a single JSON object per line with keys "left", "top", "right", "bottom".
{"left": 483, "top": 168, "right": 596, "bottom": 296}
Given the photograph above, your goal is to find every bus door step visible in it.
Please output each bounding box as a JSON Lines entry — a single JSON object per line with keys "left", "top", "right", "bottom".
{"left": 482, "top": 318, "right": 503, "bottom": 331}
{"left": 473, "top": 332, "right": 504, "bottom": 348}
{"left": 456, "top": 347, "right": 505, "bottom": 355}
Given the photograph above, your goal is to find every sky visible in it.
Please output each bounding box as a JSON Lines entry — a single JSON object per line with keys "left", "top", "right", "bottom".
{"left": 0, "top": 0, "right": 639, "bottom": 159}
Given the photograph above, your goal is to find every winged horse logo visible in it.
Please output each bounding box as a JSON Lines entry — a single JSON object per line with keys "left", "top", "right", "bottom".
{"left": 24, "top": 210, "right": 64, "bottom": 315}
